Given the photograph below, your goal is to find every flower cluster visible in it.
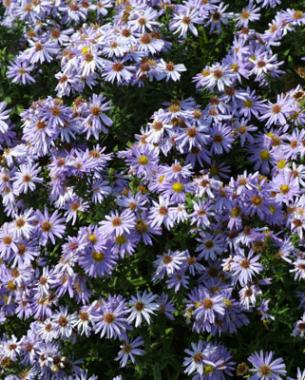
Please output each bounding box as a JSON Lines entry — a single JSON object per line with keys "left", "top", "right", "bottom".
{"left": 0, "top": 0, "right": 305, "bottom": 379}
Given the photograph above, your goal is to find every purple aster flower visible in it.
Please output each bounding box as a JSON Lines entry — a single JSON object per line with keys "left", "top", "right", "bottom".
{"left": 184, "top": 340, "right": 234, "bottom": 378}
{"left": 259, "top": 93, "right": 294, "bottom": 128}
{"left": 127, "top": 291, "right": 158, "bottom": 327}
{"left": 193, "top": 64, "right": 235, "bottom": 92}
{"left": 270, "top": 169, "right": 300, "bottom": 203}
{"left": 78, "top": 246, "right": 117, "bottom": 278}
{"left": 153, "top": 249, "right": 188, "bottom": 280}
{"left": 36, "top": 209, "right": 66, "bottom": 246}
{"left": 7, "top": 58, "right": 35, "bottom": 85}
{"left": 100, "top": 209, "right": 136, "bottom": 238}
{"left": 248, "top": 351, "right": 286, "bottom": 380}
{"left": 169, "top": 5, "right": 202, "bottom": 38}
{"left": 82, "top": 94, "right": 113, "bottom": 138}
{"left": 229, "top": 250, "right": 263, "bottom": 286}
{"left": 118, "top": 144, "right": 159, "bottom": 179}
{"left": 149, "top": 196, "right": 175, "bottom": 229}
{"left": 25, "top": 39, "right": 59, "bottom": 64}
{"left": 116, "top": 336, "right": 144, "bottom": 367}
{"left": 12, "top": 162, "right": 43, "bottom": 194}
{"left": 102, "top": 60, "right": 133, "bottom": 84}
{"left": 92, "top": 295, "right": 129, "bottom": 339}
{"left": 210, "top": 124, "right": 234, "bottom": 154}
{"left": 156, "top": 293, "right": 176, "bottom": 320}
{"left": 157, "top": 60, "right": 186, "bottom": 82}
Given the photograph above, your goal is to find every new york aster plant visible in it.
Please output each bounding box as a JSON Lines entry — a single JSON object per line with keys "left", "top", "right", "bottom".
{"left": 0, "top": 0, "right": 305, "bottom": 379}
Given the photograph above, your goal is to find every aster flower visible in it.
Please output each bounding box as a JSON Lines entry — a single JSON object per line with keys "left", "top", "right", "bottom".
{"left": 7, "top": 58, "right": 35, "bottom": 85}
{"left": 156, "top": 293, "right": 176, "bottom": 320}
{"left": 116, "top": 336, "right": 144, "bottom": 367}
{"left": 102, "top": 60, "right": 133, "bottom": 84}
{"left": 157, "top": 60, "right": 186, "bottom": 82}
{"left": 25, "top": 39, "right": 59, "bottom": 64}
{"left": 194, "top": 64, "right": 235, "bottom": 92}
{"left": 127, "top": 291, "right": 158, "bottom": 327}
{"left": 270, "top": 169, "right": 300, "bottom": 203}
{"left": 78, "top": 246, "right": 117, "bottom": 278}
{"left": 191, "top": 287, "right": 225, "bottom": 324}
{"left": 229, "top": 250, "right": 263, "bottom": 286}
{"left": 11, "top": 209, "right": 36, "bottom": 239}
{"left": 184, "top": 340, "right": 234, "bottom": 378}
{"left": 259, "top": 93, "right": 293, "bottom": 128}
{"left": 100, "top": 209, "right": 136, "bottom": 238}
{"left": 236, "top": 2, "right": 261, "bottom": 27}
{"left": 248, "top": 351, "right": 286, "bottom": 380}
{"left": 12, "top": 163, "right": 43, "bottom": 194}
{"left": 149, "top": 196, "right": 175, "bottom": 229}
{"left": 36, "top": 209, "right": 66, "bottom": 246}
{"left": 82, "top": 94, "right": 113, "bottom": 138}
{"left": 170, "top": 6, "right": 202, "bottom": 38}
{"left": 92, "top": 295, "right": 129, "bottom": 339}
{"left": 153, "top": 249, "right": 188, "bottom": 280}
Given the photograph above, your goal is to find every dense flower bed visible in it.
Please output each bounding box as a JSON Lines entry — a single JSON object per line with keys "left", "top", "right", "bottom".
{"left": 0, "top": 0, "right": 305, "bottom": 379}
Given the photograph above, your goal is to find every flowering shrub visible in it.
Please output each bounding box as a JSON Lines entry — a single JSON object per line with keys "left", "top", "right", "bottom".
{"left": 0, "top": 0, "right": 305, "bottom": 379}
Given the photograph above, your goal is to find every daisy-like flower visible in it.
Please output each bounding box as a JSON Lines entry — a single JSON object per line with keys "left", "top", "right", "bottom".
{"left": 191, "top": 287, "right": 225, "bottom": 324}
{"left": 73, "top": 306, "right": 93, "bottom": 337}
{"left": 52, "top": 307, "right": 76, "bottom": 339}
{"left": 102, "top": 60, "right": 133, "bottom": 84}
{"left": 79, "top": 46, "right": 103, "bottom": 77}
{"left": 12, "top": 162, "right": 43, "bottom": 194}
{"left": 229, "top": 250, "right": 263, "bottom": 285}
{"left": 36, "top": 209, "right": 66, "bottom": 246}
{"left": 170, "top": 6, "right": 202, "bottom": 38}
{"left": 25, "top": 39, "right": 59, "bottom": 64}
{"left": 290, "top": 257, "right": 305, "bottom": 281}
{"left": 153, "top": 249, "right": 188, "bottom": 279}
{"left": 92, "top": 295, "right": 129, "bottom": 339}
{"left": 137, "top": 33, "right": 164, "bottom": 54}
{"left": 83, "top": 93, "right": 113, "bottom": 138}
{"left": 100, "top": 209, "right": 136, "bottom": 238}
{"left": 157, "top": 60, "right": 186, "bottom": 82}
{"left": 149, "top": 196, "right": 175, "bottom": 229}
{"left": 248, "top": 351, "right": 286, "bottom": 380}
{"left": 129, "top": 7, "right": 159, "bottom": 32}
{"left": 127, "top": 291, "right": 158, "bottom": 327}
{"left": 78, "top": 247, "right": 117, "bottom": 278}
{"left": 184, "top": 340, "right": 234, "bottom": 378}
{"left": 196, "top": 231, "right": 225, "bottom": 260}
{"left": 183, "top": 340, "right": 208, "bottom": 376}
{"left": 236, "top": 2, "right": 261, "bottom": 27}
{"left": 7, "top": 58, "right": 35, "bottom": 85}
{"left": 11, "top": 208, "right": 35, "bottom": 239}
{"left": 193, "top": 64, "right": 235, "bottom": 92}
{"left": 259, "top": 93, "right": 294, "bottom": 128}
{"left": 270, "top": 169, "right": 299, "bottom": 203}
{"left": 116, "top": 336, "right": 144, "bottom": 367}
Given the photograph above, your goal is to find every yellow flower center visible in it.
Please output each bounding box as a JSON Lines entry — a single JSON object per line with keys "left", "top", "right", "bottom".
{"left": 116, "top": 235, "right": 126, "bottom": 245}
{"left": 92, "top": 251, "right": 105, "bottom": 262}
{"left": 277, "top": 160, "right": 286, "bottom": 169}
{"left": 137, "top": 155, "right": 149, "bottom": 165}
{"left": 204, "top": 365, "right": 214, "bottom": 374}
{"left": 172, "top": 182, "right": 184, "bottom": 192}
{"left": 260, "top": 150, "right": 270, "bottom": 160}
{"left": 280, "top": 184, "right": 290, "bottom": 194}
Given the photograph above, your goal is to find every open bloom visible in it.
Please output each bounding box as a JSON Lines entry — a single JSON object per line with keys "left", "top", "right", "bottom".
{"left": 248, "top": 351, "right": 286, "bottom": 380}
